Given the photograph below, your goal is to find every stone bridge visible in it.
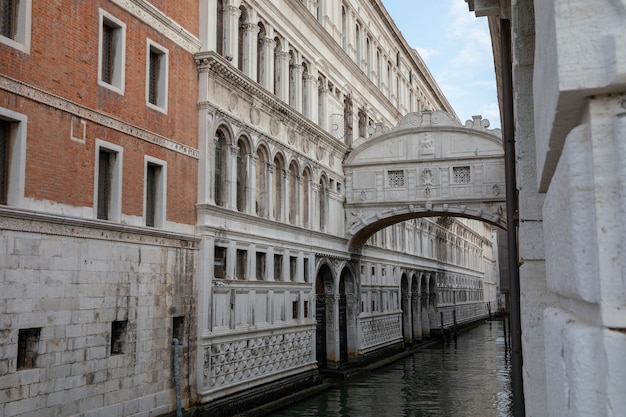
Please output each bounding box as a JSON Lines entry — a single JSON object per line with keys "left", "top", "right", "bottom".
{"left": 344, "top": 111, "right": 506, "bottom": 249}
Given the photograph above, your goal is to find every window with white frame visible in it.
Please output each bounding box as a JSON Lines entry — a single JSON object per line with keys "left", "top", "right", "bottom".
{"left": 0, "top": 108, "right": 26, "bottom": 207}
{"left": 95, "top": 140, "right": 123, "bottom": 221}
{"left": 144, "top": 156, "right": 166, "bottom": 228}
{"left": 146, "top": 39, "right": 168, "bottom": 113}
{"left": 98, "top": 9, "right": 126, "bottom": 94}
{"left": 0, "top": 0, "right": 31, "bottom": 53}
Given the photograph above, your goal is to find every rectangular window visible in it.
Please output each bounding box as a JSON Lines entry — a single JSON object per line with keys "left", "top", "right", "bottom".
{"left": 0, "top": 0, "right": 31, "bottom": 52}
{"left": 303, "top": 257, "right": 309, "bottom": 283}
{"left": 146, "top": 40, "right": 168, "bottom": 112}
{"left": 274, "top": 254, "right": 283, "bottom": 281}
{"left": 110, "top": 320, "right": 127, "bottom": 355}
{"left": 388, "top": 170, "right": 405, "bottom": 187}
{"left": 95, "top": 140, "right": 122, "bottom": 222}
{"left": 17, "top": 328, "right": 40, "bottom": 370}
{"left": 0, "top": 120, "right": 9, "bottom": 205}
{"left": 236, "top": 249, "right": 247, "bottom": 280}
{"left": 292, "top": 301, "right": 298, "bottom": 320}
{"left": 256, "top": 252, "right": 266, "bottom": 280}
{"left": 172, "top": 316, "right": 185, "bottom": 345}
{"left": 453, "top": 166, "right": 471, "bottom": 184}
{"left": 145, "top": 157, "right": 166, "bottom": 228}
{"left": 303, "top": 300, "right": 309, "bottom": 318}
{"left": 290, "top": 256, "right": 297, "bottom": 282}
{"left": 214, "top": 246, "right": 226, "bottom": 279}
{"left": 98, "top": 10, "right": 125, "bottom": 93}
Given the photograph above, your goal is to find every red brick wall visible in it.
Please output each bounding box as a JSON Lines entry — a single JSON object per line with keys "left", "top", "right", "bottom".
{"left": 0, "top": 0, "right": 199, "bottom": 226}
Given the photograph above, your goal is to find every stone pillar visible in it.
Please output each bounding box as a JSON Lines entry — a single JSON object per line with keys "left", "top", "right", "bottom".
{"left": 289, "top": 62, "right": 303, "bottom": 111}
{"left": 228, "top": 144, "right": 238, "bottom": 209}
{"left": 277, "top": 50, "right": 290, "bottom": 103}
{"left": 244, "top": 22, "right": 259, "bottom": 79}
{"left": 282, "top": 169, "right": 289, "bottom": 223}
{"left": 260, "top": 36, "right": 275, "bottom": 90}
{"left": 199, "top": 0, "right": 217, "bottom": 52}
{"left": 311, "top": 182, "right": 320, "bottom": 231}
{"left": 223, "top": 3, "right": 240, "bottom": 64}
{"left": 328, "top": 294, "right": 340, "bottom": 367}
{"left": 295, "top": 175, "right": 302, "bottom": 226}
{"left": 246, "top": 153, "right": 255, "bottom": 215}
{"left": 266, "top": 163, "right": 274, "bottom": 220}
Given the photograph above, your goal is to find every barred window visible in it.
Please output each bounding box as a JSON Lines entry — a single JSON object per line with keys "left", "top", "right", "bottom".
{"left": 453, "top": 166, "right": 471, "bottom": 184}
{"left": 388, "top": 170, "right": 405, "bottom": 187}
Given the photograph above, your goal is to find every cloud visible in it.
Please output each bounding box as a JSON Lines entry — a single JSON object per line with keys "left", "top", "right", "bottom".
{"left": 415, "top": 47, "right": 439, "bottom": 61}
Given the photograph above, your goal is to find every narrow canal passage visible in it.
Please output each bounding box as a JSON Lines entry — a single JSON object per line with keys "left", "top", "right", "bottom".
{"left": 273, "top": 322, "right": 512, "bottom": 417}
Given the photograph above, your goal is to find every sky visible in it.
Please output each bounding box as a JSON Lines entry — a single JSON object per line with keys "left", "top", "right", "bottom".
{"left": 382, "top": 0, "right": 501, "bottom": 129}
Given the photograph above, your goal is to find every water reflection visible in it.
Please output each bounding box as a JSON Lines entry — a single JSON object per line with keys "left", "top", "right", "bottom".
{"left": 273, "top": 322, "right": 512, "bottom": 417}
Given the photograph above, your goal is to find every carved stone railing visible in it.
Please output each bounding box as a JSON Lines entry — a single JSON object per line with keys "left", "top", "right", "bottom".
{"left": 359, "top": 312, "right": 402, "bottom": 351}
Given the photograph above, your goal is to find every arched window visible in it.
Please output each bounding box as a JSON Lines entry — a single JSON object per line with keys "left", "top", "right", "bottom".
{"left": 214, "top": 129, "right": 228, "bottom": 207}
{"left": 302, "top": 168, "right": 311, "bottom": 228}
{"left": 355, "top": 24, "right": 361, "bottom": 66}
{"left": 238, "top": 7, "right": 247, "bottom": 71}
{"left": 256, "top": 146, "right": 268, "bottom": 216}
{"left": 319, "top": 176, "right": 327, "bottom": 231}
{"left": 236, "top": 138, "right": 248, "bottom": 212}
{"left": 288, "top": 161, "right": 298, "bottom": 225}
{"left": 341, "top": 6, "right": 347, "bottom": 50}
{"left": 318, "top": 74, "right": 325, "bottom": 127}
{"left": 376, "top": 49, "right": 381, "bottom": 88}
{"left": 366, "top": 37, "right": 371, "bottom": 76}
{"left": 273, "top": 154, "right": 284, "bottom": 221}
{"left": 387, "top": 62, "right": 392, "bottom": 98}
{"left": 216, "top": 0, "right": 224, "bottom": 55}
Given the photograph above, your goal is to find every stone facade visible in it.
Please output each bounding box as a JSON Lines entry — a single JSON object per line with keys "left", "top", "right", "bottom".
{"left": 469, "top": 0, "right": 626, "bottom": 415}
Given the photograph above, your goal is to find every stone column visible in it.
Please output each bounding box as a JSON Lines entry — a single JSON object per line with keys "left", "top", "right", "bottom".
{"left": 267, "top": 163, "right": 274, "bottom": 220}
{"left": 295, "top": 175, "right": 302, "bottom": 226}
{"left": 244, "top": 22, "right": 259, "bottom": 79}
{"left": 290, "top": 62, "right": 303, "bottom": 112}
{"left": 328, "top": 293, "right": 340, "bottom": 367}
{"left": 282, "top": 169, "right": 289, "bottom": 223}
{"left": 246, "top": 153, "right": 256, "bottom": 215}
{"left": 223, "top": 3, "right": 240, "bottom": 64}
{"left": 277, "top": 50, "right": 290, "bottom": 103}
{"left": 260, "top": 37, "right": 275, "bottom": 90}
{"left": 228, "top": 144, "right": 238, "bottom": 209}
{"left": 199, "top": 0, "right": 217, "bottom": 52}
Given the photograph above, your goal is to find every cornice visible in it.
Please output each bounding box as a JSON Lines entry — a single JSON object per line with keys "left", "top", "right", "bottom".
{"left": 0, "top": 75, "right": 199, "bottom": 159}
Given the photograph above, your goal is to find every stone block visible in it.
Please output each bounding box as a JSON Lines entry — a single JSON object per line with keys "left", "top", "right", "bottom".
{"left": 4, "top": 396, "right": 43, "bottom": 415}
{"left": 12, "top": 237, "right": 40, "bottom": 256}
{"left": 84, "top": 403, "right": 123, "bottom": 417}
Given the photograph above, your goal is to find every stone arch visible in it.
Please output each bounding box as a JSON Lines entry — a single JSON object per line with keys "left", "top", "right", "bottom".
{"left": 315, "top": 261, "right": 334, "bottom": 369}
{"left": 401, "top": 273, "right": 410, "bottom": 344}
{"left": 214, "top": 125, "right": 233, "bottom": 207}
{"left": 410, "top": 273, "right": 421, "bottom": 341}
{"left": 273, "top": 152, "right": 286, "bottom": 221}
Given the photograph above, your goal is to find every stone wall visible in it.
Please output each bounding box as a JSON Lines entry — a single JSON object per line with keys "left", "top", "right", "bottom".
{"left": 0, "top": 211, "right": 198, "bottom": 417}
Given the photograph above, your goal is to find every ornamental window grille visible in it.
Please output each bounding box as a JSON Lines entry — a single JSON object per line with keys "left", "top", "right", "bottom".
{"left": 388, "top": 170, "right": 405, "bottom": 187}
{"left": 453, "top": 166, "right": 471, "bottom": 184}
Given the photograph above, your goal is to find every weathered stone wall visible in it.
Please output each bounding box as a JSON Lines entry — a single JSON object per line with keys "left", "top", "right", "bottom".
{"left": 0, "top": 211, "right": 198, "bottom": 417}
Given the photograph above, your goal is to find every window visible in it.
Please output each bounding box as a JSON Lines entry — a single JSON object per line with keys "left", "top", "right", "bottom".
{"left": 0, "top": 120, "right": 10, "bottom": 205}
{"left": 95, "top": 141, "right": 122, "bottom": 221}
{"left": 145, "top": 157, "right": 166, "bottom": 228}
{"left": 0, "top": 0, "right": 31, "bottom": 53}
{"left": 17, "top": 328, "right": 40, "bottom": 369}
{"left": 303, "top": 300, "right": 309, "bottom": 318}
{"left": 290, "top": 256, "right": 297, "bottom": 281}
{"left": 274, "top": 254, "right": 283, "bottom": 281}
{"left": 146, "top": 40, "right": 168, "bottom": 113}
{"left": 214, "top": 246, "right": 226, "bottom": 279}
{"left": 172, "top": 316, "right": 185, "bottom": 345}
{"left": 98, "top": 10, "right": 126, "bottom": 93}
{"left": 110, "top": 320, "right": 128, "bottom": 355}
{"left": 453, "top": 166, "right": 471, "bottom": 184}
{"left": 214, "top": 130, "right": 227, "bottom": 207}
{"left": 292, "top": 301, "right": 298, "bottom": 319}
{"left": 256, "top": 252, "right": 266, "bottom": 280}
{"left": 388, "top": 170, "right": 405, "bottom": 187}
{"left": 303, "top": 257, "right": 309, "bottom": 282}
{"left": 0, "top": 109, "right": 26, "bottom": 206}
{"left": 236, "top": 139, "right": 247, "bottom": 212}
{"left": 236, "top": 249, "right": 247, "bottom": 280}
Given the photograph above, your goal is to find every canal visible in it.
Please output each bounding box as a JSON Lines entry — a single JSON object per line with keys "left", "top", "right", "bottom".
{"left": 272, "top": 321, "right": 512, "bottom": 417}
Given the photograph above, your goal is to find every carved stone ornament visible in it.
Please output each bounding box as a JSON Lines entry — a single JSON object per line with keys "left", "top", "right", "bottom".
{"left": 360, "top": 190, "right": 367, "bottom": 201}
{"left": 270, "top": 117, "right": 280, "bottom": 136}
{"left": 492, "top": 184, "right": 500, "bottom": 196}
{"left": 228, "top": 91, "right": 239, "bottom": 113}
{"left": 288, "top": 129, "right": 296, "bottom": 145}
{"left": 422, "top": 168, "right": 433, "bottom": 185}
{"left": 316, "top": 146, "right": 324, "bottom": 162}
{"left": 329, "top": 153, "right": 334, "bottom": 167}
{"left": 425, "top": 187, "right": 432, "bottom": 198}
{"left": 250, "top": 107, "right": 261, "bottom": 125}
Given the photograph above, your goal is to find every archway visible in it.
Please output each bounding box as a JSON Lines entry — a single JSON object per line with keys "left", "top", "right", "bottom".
{"left": 339, "top": 266, "right": 356, "bottom": 364}
{"left": 315, "top": 263, "right": 333, "bottom": 369}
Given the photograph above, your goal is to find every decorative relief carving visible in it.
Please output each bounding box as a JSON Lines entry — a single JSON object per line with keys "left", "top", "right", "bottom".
{"left": 270, "top": 118, "right": 280, "bottom": 136}
{"left": 492, "top": 184, "right": 500, "bottom": 196}
{"left": 228, "top": 91, "right": 239, "bottom": 113}
{"left": 329, "top": 153, "right": 334, "bottom": 167}
{"left": 422, "top": 168, "right": 433, "bottom": 185}
{"left": 360, "top": 315, "right": 401, "bottom": 349}
{"left": 316, "top": 146, "right": 324, "bottom": 162}
{"left": 288, "top": 129, "right": 296, "bottom": 145}
{"left": 250, "top": 107, "right": 261, "bottom": 126}
{"left": 203, "top": 330, "right": 313, "bottom": 389}
{"left": 0, "top": 75, "right": 198, "bottom": 158}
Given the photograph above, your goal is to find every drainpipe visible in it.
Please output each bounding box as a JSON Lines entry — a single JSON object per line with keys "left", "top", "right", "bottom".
{"left": 500, "top": 18, "right": 525, "bottom": 417}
